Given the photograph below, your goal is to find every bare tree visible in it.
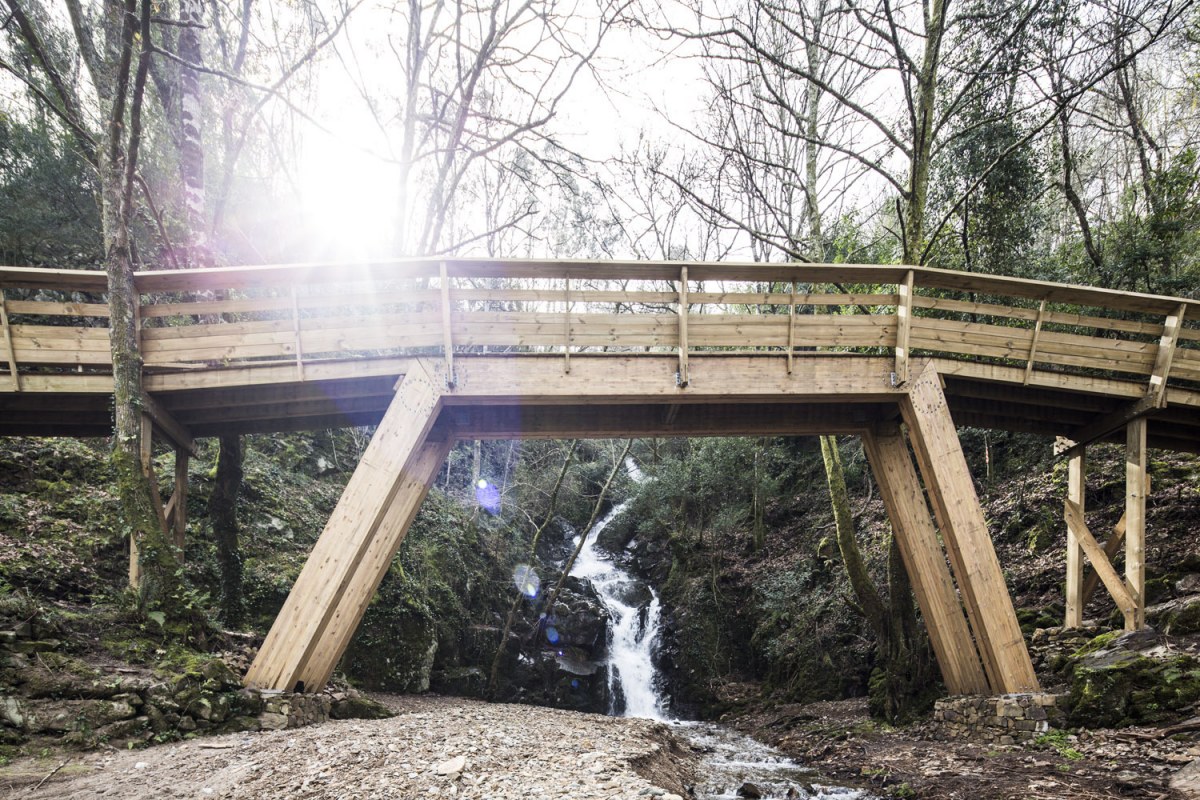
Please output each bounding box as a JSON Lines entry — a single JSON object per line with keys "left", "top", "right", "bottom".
{"left": 2, "top": 0, "right": 184, "bottom": 612}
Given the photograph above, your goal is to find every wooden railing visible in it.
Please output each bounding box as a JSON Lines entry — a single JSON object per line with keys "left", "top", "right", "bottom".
{"left": 1, "top": 259, "right": 1197, "bottom": 396}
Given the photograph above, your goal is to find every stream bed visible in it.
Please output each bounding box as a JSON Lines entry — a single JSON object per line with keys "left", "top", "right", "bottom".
{"left": 674, "top": 722, "right": 875, "bottom": 800}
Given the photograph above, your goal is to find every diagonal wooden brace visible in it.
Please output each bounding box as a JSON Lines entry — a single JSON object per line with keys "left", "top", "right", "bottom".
{"left": 1064, "top": 499, "right": 1137, "bottom": 621}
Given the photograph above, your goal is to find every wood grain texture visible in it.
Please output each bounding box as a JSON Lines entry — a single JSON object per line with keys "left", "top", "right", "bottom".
{"left": 864, "top": 426, "right": 989, "bottom": 695}
{"left": 244, "top": 362, "right": 443, "bottom": 691}
{"left": 902, "top": 362, "right": 1040, "bottom": 693}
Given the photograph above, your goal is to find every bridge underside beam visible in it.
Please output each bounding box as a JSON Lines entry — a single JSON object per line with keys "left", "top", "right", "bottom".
{"left": 3, "top": 356, "right": 1200, "bottom": 450}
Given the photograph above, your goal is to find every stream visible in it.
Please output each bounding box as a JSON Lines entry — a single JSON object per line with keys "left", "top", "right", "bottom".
{"left": 569, "top": 460, "right": 875, "bottom": 800}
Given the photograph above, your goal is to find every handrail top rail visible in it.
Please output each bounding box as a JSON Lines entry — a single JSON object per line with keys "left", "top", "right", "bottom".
{"left": 1, "top": 258, "right": 1196, "bottom": 317}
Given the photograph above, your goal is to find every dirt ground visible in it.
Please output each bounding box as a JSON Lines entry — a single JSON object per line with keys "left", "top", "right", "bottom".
{"left": 732, "top": 697, "right": 1198, "bottom": 799}
{"left": 0, "top": 695, "right": 695, "bottom": 800}
{"left": 5, "top": 692, "right": 1198, "bottom": 799}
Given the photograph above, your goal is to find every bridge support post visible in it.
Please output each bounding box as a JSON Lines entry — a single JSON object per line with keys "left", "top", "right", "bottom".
{"left": 245, "top": 363, "right": 443, "bottom": 692}
{"left": 1064, "top": 449, "right": 1086, "bottom": 628}
{"left": 1127, "top": 418, "right": 1147, "bottom": 629}
{"left": 863, "top": 425, "right": 989, "bottom": 695}
{"left": 902, "top": 363, "right": 1040, "bottom": 693}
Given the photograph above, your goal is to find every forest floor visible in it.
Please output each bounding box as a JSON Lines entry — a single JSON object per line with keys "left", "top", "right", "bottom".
{"left": 0, "top": 695, "right": 696, "bottom": 800}
{"left": 732, "top": 696, "right": 1200, "bottom": 799}
{"left": 3, "top": 691, "right": 1199, "bottom": 799}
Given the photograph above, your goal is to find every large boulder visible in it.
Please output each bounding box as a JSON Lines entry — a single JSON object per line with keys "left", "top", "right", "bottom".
{"left": 1067, "top": 628, "right": 1200, "bottom": 728}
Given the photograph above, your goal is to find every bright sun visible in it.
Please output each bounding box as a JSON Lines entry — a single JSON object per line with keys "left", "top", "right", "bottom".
{"left": 296, "top": 130, "right": 400, "bottom": 260}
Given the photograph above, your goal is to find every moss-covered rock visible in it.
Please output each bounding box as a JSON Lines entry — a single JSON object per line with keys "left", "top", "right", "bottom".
{"left": 330, "top": 694, "right": 393, "bottom": 720}
{"left": 1067, "top": 630, "right": 1200, "bottom": 728}
{"left": 1148, "top": 595, "right": 1200, "bottom": 635}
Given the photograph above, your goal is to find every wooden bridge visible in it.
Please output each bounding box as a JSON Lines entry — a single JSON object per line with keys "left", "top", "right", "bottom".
{"left": 1, "top": 259, "right": 1197, "bottom": 699}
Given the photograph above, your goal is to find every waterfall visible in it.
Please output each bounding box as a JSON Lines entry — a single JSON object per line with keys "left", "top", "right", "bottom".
{"left": 569, "top": 459, "right": 667, "bottom": 719}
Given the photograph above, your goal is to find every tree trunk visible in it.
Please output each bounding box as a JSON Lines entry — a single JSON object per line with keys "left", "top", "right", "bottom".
{"left": 209, "top": 434, "right": 245, "bottom": 628}
{"left": 177, "top": 0, "right": 209, "bottom": 267}
{"left": 106, "top": 228, "right": 175, "bottom": 610}
{"left": 820, "top": 435, "right": 933, "bottom": 722}
{"left": 902, "top": 0, "right": 948, "bottom": 264}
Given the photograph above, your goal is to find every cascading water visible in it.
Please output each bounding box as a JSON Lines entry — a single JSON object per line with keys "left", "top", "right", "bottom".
{"left": 569, "top": 460, "right": 667, "bottom": 720}
{"left": 565, "top": 459, "right": 874, "bottom": 798}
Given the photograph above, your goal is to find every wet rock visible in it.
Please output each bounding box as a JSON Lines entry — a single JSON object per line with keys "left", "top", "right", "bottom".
{"left": 1148, "top": 594, "right": 1200, "bottom": 635}
{"left": 330, "top": 693, "right": 393, "bottom": 720}
{"left": 736, "top": 782, "right": 764, "bottom": 798}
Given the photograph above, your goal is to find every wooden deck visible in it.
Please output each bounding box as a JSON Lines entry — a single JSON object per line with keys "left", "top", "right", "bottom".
{"left": 1, "top": 258, "right": 1196, "bottom": 697}
{"left": 1, "top": 259, "right": 1198, "bottom": 450}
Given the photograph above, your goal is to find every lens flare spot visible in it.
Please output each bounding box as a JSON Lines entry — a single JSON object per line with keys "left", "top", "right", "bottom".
{"left": 546, "top": 627, "right": 560, "bottom": 644}
{"left": 513, "top": 564, "right": 540, "bottom": 598}
{"left": 474, "top": 479, "right": 501, "bottom": 515}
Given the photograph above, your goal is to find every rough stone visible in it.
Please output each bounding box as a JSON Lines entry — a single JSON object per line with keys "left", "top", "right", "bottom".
{"left": 436, "top": 755, "right": 467, "bottom": 776}
{"left": 1171, "top": 758, "right": 1200, "bottom": 799}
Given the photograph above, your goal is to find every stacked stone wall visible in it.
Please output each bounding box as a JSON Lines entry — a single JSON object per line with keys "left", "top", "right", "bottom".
{"left": 932, "top": 693, "right": 1065, "bottom": 745}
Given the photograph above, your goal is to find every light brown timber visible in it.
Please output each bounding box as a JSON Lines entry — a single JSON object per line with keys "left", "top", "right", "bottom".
{"left": 678, "top": 267, "right": 690, "bottom": 387}
{"left": 1024, "top": 300, "right": 1046, "bottom": 385}
{"left": 1149, "top": 304, "right": 1186, "bottom": 407}
{"left": 0, "top": 290, "right": 19, "bottom": 391}
{"left": 244, "top": 363, "right": 442, "bottom": 691}
{"left": 1127, "top": 418, "right": 1147, "bottom": 629}
{"left": 293, "top": 438, "right": 453, "bottom": 690}
{"left": 863, "top": 426, "right": 989, "bottom": 695}
{"left": 901, "top": 362, "right": 1040, "bottom": 693}
{"left": 1064, "top": 499, "right": 1138, "bottom": 622}
{"left": 1065, "top": 450, "right": 1085, "bottom": 628}
{"left": 440, "top": 262, "right": 454, "bottom": 387}
{"left": 1080, "top": 512, "right": 1128, "bottom": 610}
{"left": 895, "top": 270, "right": 913, "bottom": 385}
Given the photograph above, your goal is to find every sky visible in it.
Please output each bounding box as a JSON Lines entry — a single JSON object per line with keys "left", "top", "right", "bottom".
{"left": 288, "top": 0, "right": 710, "bottom": 258}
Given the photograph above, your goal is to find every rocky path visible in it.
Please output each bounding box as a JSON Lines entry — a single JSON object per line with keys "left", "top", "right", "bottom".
{"left": 6, "top": 695, "right": 695, "bottom": 799}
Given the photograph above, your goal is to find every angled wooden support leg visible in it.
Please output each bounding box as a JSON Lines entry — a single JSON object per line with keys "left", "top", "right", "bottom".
{"left": 292, "top": 437, "right": 453, "bottom": 691}
{"left": 902, "top": 363, "right": 1040, "bottom": 693}
{"left": 864, "top": 426, "right": 989, "bottom": 695}
{"left": 245, "top": 362, "right": 442, "bottom": 691}
{"left": 1065, "top": 450, "right": 1085, "bottom": 628}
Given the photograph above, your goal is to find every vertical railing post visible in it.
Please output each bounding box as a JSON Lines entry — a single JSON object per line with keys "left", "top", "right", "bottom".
{"left": 291, "top": 285, "right": 306, "bottom": 382}
{"left": 786, "top": 280, "right": 796, "bottom": 374}
{"left": 1024, "top": 299, "right": 1047, "bottom": 385}
{"left": 0, "top": 289, "right": 19, "bottom": 391}
{"left": 439, "top": 261, "right": 456, "bottom": 388}
{"left": 563, "top": 276, "right": 571, "bottom": 374}
{"left": 893, "top": 269, "right": 913, "bottom": 386}
{"left": 677, "top": 266, "right": 689, "bottom": 387}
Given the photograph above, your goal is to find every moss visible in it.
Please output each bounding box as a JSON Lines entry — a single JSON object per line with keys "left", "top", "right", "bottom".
{"left": 1071, "top": 630, "right": 1121, "bottom": 659}
{"left": 1068, "top": 649, "right": 1200, "bottom": 728}
{"left": 1165, "top": 601, "right": 1200, "bottom": 635}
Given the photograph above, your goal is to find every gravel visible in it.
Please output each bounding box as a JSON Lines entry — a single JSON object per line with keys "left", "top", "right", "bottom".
{"left": 19, "top": 695, "right": 693, "bottom": 799}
